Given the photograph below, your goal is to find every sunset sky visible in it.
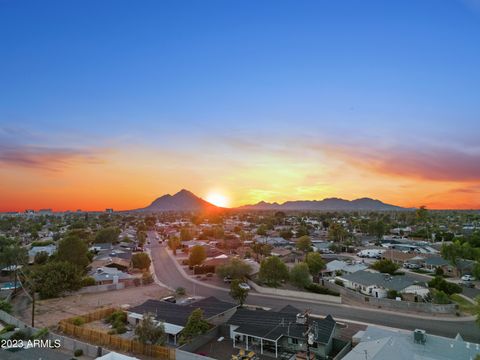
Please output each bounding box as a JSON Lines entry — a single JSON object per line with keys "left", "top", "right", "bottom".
{"left": 1, "top": 0, "right": 480, "bottom": 211}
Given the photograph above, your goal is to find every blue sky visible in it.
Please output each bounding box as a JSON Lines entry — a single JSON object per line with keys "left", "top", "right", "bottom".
{"left": 1, "top": 0, "right": 479, "bottom": 210}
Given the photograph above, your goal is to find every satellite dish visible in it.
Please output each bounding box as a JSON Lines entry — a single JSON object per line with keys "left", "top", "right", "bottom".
{"left": 308, "top": 333, "right": 314, "bottom": 345}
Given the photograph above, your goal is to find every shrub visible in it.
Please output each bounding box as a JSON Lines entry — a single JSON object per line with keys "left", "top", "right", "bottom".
{"left": 0, "top": 300, "right": 13, "bottom": 314}
{"left": 33, "top": 328, "right": 49, "bottom": 339}
{"left": 387, "top": 290, "right": 399, "bottom": 299}
{"left": 81, "top": 276, "right": 96, "bottom": 287}
{"left": 431, "top": 290, "right": 451, "bottom": 304}
{"left": 72, "top": 317, "right": 85, "bottom": 326}
{"left": 0, "top": 324, "right": 15, "bottom": 335}
{"left": 371, "top": 259, "right": 399, "bottom": 275}
{"left": 10, "top": 329, "right": 30, "bottom": 340}
{"left": 176, "top": 287, "right": 186, "bottom": 296}
{"left": 304, "top": 283, "right": 340, "bottom": 296}
{"left": 428, "top": 276, "right": 462, "bottom": 295}
{"left": 31, "top": 240, "right": 54, "bottom": 247}
{"left": 106, "top": 311, "right": 127, "bottom": 325}
{"left": 74, "top": 349, "right": 84, "bottom": 357}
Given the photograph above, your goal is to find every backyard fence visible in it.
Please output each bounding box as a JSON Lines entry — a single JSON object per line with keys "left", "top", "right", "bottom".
{"left": 58, "top": 307, "right": 175, "bottom": 359}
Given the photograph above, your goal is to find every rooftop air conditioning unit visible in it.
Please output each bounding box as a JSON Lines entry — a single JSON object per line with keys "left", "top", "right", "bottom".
{"left": 296, "top": 313, "right": 307, "bottom": 324}
{"left": 414, "top": 329, "right": 426, "bottom": 344}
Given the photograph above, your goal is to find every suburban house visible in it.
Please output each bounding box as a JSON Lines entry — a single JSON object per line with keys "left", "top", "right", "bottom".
{"left": 90, "top": 266, "right": 135, "bottom": 285}
{"left": 321, "top": 260, "right": 368, "bottom": 278}
{"left": 28, "top": 244, "right": 57, "bottom": 264}
{"left": 255, "top": 236, "right": 291, "bottom": 247}
{"left": 227, "top": 305, "right": 349, "bottom": 359}
{"left": 337, "top": 270, "right": 429, "bottom": 299}
{"left": 422, "top": 256, "right": 457, "bottom": 275}
{"left": 270, "top": 247, "right": 294, "bottom": 261}
{"left": 380, "top": 250, "right": 420, "bottom": 266}
{"left": 201, "top": 254, "right": 231, "bottom": 272}
{"left": 343, "top": 326, "right": 480, "bottom": 360}
{"left": 127, "top": 296, "right": 237, "bottom": 345}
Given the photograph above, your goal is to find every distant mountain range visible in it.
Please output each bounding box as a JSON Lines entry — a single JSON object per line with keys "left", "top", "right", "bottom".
{"left": 135, "top": 189, "right": 407, "bottom": 212}
{"left": 238, "top": 197, "right": 406, "bottom": 211}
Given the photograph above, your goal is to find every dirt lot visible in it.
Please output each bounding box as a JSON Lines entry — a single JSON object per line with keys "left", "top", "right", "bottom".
{"left": 14, "top": 284, "right": 171, "bottom": 329}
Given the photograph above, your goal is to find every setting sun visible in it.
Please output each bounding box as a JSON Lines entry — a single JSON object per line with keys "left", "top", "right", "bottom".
{"left": 206, "top": 192, "right": 230, "bottom": 208}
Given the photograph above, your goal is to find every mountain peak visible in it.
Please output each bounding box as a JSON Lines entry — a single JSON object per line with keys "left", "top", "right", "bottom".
{"left": 141, "top": 189, "right": 219, "bottom": 212}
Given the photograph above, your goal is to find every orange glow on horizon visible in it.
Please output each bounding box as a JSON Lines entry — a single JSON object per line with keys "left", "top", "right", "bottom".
{"left": 0, "top": 145, "right": 479, "bottom": 212}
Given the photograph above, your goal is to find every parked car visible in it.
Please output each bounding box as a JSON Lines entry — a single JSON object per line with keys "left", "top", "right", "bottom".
{"left": 161, "top": 296, "right": 176, "bottom": 303}
{"left": 461, "top": 274, "right": 475, "bottom": 281}
{"left": 223, "top": 276, "right": 233, "bottom": 283}
{"left": 462, "top": 281, "right": 475, "bottom": 288}
{"left": 403, "top": 262, "right": 421, "bottom": 269}
{"left": 238, "top": 283, "right": 251, "bottom": 290}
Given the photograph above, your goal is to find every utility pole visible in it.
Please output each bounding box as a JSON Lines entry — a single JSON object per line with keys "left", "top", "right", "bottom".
{"left": 31, "top": 289, "right": 35, "bottom": 328}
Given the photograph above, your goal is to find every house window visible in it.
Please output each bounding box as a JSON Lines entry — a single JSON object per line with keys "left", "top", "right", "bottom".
{"left": 288, "top": 338, "right": 299, "bottom": 345}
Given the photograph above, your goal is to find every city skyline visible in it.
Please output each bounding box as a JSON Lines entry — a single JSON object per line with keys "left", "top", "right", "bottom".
{"left": 1, "top": 0, "right": 480, "bottom": 211}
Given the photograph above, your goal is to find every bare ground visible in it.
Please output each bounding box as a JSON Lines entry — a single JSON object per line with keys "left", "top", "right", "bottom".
{"left": 13, "top": 284, "right": 171, "bottom": 329}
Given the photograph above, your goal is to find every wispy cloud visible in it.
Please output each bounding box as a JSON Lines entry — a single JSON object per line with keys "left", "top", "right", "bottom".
{"left": 320, "top": 142, "right": 480, "bottom": 182}
{"left": 0, "top": 145, "right": 102, "bottom": 172}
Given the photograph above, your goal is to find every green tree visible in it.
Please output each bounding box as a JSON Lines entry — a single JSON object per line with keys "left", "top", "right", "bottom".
{"left": 256, "top": 224, "right": 267, "bottom": 236}
{"left": 135, "top": 313, "right": 166, "bottom": 345}
{"left": 167, "top": 236, "right": 181, "bottom": 255}
{"left": 188, "top": 245, "right": 206, "bottom": 267}
{"left": 57, "top": 235, "right": 90, "bottom": 270}
{"left": 132, "top": 253, "right": 151, "bottom": 270}
{"left": 475, "top": 296, "right": 480, "bottom": 328}
{"left": 230, "top": 279, "right": 249, "bottom": 306}
{"left": 180, "top": 228, "right": 193, "bottom": 241}
{"left": 31, "top": 261, "right": 82, "bottom": 299}
{"left": 328, "top": 223, "right": 348, "bottom": 242}
{"left": 472, "top": 262, "right": 480, "bottom": 280}
{"left": 428, "top": 276, "right": 462, "bottom": 295}
{"left": 290, "top": 262, "right": 311, "bottom": 288}
{"left": 94, "top": 226, "right": 120, "bottom": 244}
{"left": 371, "top": 259, "right": 399, "bottom": 275}
{"left": 178, "top": 309, "right": 210, "bottom": 345}
{"left": 280, "top": 229, "right": 293, "bottom": 240}
{"left": 216, "top": 258, "right": 252, "bottom": 280}
{"left": 305, "top": 252, "right": 326, "bottom": 276}
{"left": 441, "top": 241, "right": 463, "bottom": 266}
{"left": 259, "top": 256, "right": 289, "bottom": 287}
{"left": 431, "top": 290, "right": 450, "bottom": 304}
{"left": 0, "top": 240, "right": 28, "bottom": 272}
{"left": 296, "top": 235, "right": 312, "bottom": 253}
{"left": 251, "top": 242, "right": 272, "bottom": 261}
{"left": 34, "top": 251, "right": 49, "bottom": 265}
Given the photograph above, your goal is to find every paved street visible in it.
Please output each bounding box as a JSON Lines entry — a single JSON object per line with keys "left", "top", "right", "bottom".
{"left": 146, "top": 232, "right": 480, "bottom": 343}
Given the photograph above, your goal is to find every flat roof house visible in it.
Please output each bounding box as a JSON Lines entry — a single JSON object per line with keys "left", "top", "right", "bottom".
{"left": 127, "top": 296, "right": 237, "bottom": 345}
{"left": 343, "top": 326, "right": 480, "bottom": 360}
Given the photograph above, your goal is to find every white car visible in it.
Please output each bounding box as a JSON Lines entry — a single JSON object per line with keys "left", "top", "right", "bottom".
{"left": 238, "top": 283, "right": 251, "bottom": 290}
{"left": 461, "top": 274, "right": 475, "bottom": 282}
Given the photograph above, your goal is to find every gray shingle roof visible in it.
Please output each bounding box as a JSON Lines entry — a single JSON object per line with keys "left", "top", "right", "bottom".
{"left": 228, "top": 307, "right": 336, "bottom": 344}
{"left": 128, "top": 296, "right": 236, "bottom": 326}
{"left": 341, "top": 271, "right": 424, "bottom": 292}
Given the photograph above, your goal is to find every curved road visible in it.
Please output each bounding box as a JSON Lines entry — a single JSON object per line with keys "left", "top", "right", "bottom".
{"left": 147, "top": 237, "right": 480, "bottom": 342}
